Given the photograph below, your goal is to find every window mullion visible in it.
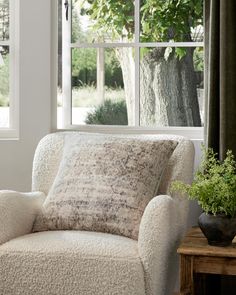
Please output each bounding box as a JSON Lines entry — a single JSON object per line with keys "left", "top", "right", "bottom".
{"left": 0, "top": 0, "right": 19, "bottom": 137}
{"left": 134, "top": 0, "right": 140, "bottom": 127}
{"left": 9, "top": 0, "right": 14, "bottom": 129}
{"left": 9, "top": 0, "right": 18, "bottom": 132}
{"left": 97, "top": 47, "right": 105, "bottom": 103}
{"left": 70, "top": 42, "right": 203, "bottom": 48}
{"left": 62, "top": 0, "right": 72, "bottom": 128}
{"left": 0, "top": 41, "right": 10, "bottom": 46}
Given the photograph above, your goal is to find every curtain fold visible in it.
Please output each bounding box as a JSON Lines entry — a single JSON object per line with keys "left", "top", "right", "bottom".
{"left": 205, "top": 0, "right": 236, "bottom": 160}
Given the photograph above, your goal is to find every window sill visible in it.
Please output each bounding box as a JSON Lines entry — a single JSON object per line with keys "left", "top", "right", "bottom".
{"left": 54, "top": 125, "right": 204, "bottom": 141}
{"left": 0, "top": 129, "right": 19, "bottom": 140}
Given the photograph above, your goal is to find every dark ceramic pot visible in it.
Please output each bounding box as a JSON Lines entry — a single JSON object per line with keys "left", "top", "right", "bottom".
{"left": 198, "top": 212, "right": 236, "bottom": 247}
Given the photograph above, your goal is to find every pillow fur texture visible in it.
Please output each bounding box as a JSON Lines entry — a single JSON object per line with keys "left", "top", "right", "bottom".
{"left": 33, "top": 134, "right": 177, "bottom": 239}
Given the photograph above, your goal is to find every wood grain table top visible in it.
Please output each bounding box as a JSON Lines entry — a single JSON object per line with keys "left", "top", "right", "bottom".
{"left": 178, "top": 227, "right": 236, "bottom": 258}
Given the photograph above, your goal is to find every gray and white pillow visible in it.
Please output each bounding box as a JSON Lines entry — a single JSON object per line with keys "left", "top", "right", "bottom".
{"left": 33, "top": 134, "right": 177, "bottom": 239}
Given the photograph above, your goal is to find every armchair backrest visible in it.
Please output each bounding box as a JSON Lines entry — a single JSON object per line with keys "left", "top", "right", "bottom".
{"left": 32, "top": 132, "right": 195, "bottom": 199}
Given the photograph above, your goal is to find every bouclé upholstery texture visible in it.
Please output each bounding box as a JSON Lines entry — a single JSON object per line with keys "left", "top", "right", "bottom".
{"left": 33, "top": 134, "right": 177, "bottom": 239}
{"left": 0, "top": 132, "right": 195, "bottom": 295}
{"left": 0, "top": 191, "right": 45, "bottom": 246}
{"left": 0, "top": 231, "right": 145, "bottom": 295}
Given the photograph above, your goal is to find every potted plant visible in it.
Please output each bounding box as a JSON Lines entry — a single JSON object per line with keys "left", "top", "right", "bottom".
{"left": 171, "top": 147, "right": 236, "bottom": 246}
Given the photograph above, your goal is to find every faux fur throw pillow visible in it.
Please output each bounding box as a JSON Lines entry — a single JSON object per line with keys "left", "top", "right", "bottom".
{"left": 33, "top": 134, "right": 177, "bottom": 239}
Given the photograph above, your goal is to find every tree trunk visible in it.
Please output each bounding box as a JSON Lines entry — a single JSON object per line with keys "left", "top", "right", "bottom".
{"left": 116, "top": 47, "right": 201, "bottom": 127}
{"left": 140, "top": 47, "right": 201, "bottom": 126}
{"left": 116, "top": 48, "right": 135, "bottom": 126}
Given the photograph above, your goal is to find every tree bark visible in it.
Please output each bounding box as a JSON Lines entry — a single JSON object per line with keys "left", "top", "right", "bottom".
{"left": 140, "top": 47, "right": 201, "bottom": 126}
{"left": 116, "top": 47, "right": 135, "bottom": 126}
{"left": 116, "top": 47, "right": 201, "bottom": 127}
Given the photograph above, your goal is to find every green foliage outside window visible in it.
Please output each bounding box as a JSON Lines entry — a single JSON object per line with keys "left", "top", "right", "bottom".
{"left": 140, "top": 0, "right": 203, "bottom": 42}
{"left": 83, "top": 0, "right": 135, "bottom": 40}
{"left": 72, "top": 48, "right": 124, "bottom": 88}
{"left": 193, "top": 47, "right": 204, "bottom": 71}
{"left": 80, "top": 0, "right": 203, "bottom": 59}
{"left": 72, "top": 0, "right": 204, "bottom": 83}
{"left": 85, "top": 99, "right": 128, "bottom": 125}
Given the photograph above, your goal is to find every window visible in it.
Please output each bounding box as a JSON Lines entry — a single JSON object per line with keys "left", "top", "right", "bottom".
{"left": 57, "top": 0, "right": 204, "bottom": 135}
{"left": 0, "top": 0, "right": 18, "bottom": 138}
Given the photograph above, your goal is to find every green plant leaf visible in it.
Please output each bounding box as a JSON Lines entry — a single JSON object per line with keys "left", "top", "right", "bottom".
{"left": 175, "top": 47, "right": 187, "bottom": 60}
{"left": 171, "top": 146, "right": 236, "bottom": 217}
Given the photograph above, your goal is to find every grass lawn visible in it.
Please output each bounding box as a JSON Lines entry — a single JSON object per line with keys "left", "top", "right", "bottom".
{"left": 58, "top": 85, "right": 125, "bottom": 107}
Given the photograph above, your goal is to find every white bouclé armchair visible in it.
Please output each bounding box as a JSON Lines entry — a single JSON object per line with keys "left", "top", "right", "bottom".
{"left": 0, "top": 132, "right": 195, "bottom": 295}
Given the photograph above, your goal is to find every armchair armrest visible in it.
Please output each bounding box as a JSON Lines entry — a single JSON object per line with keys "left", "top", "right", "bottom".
{"left": 0, "top": 191, "right": 45, "bottom": 245}
{"left": 138, "top": 195, "right": 185, "bottom": 295}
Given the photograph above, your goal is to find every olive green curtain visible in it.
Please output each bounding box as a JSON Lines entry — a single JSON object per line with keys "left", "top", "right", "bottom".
{"left": 205, "top": 0, "right": 236, "bottom": 160}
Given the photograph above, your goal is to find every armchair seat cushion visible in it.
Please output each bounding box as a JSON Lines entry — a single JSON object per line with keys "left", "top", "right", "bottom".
{"left": 0, "top": 230, "right": 145, "bottom": 295}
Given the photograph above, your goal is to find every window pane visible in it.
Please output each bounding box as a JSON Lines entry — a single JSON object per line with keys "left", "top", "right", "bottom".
{"left": 139, "top": 47, "right": 204, "bottom": 127}
{"left": 71, "top": 47, "right": 97, "bottom": 125}
{"left": 71, "top": 47, "right": 131, "bottom": 126}
{"left": 71, "top": 0, "right": 134, "bottom": 43}
{"left": 140, "top": 0, "right": 203, "bottom": 42}
{"left": 194, "top": 47, "right": 204, "bottom": 124}
{"left": 0, "top": 0, "right": 9, "bottom": 41}
{"left": 0, "top": 45, "right": 9, "bottom": 127}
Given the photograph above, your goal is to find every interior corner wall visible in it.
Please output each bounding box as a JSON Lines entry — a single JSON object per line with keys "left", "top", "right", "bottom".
{"left": 0, "top": 0, "right": 51, "bottom": 191}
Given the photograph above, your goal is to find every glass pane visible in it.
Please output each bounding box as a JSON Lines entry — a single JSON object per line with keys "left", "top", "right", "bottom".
{"left": 194, "top": 47, "right": 204, "bottom": 124}
{"left": 0, "top": 0, "right": 9, "bottom": 41}
{"left": 140, "top": 0, "right": 203, "bottom": 42}
{"left": 71, "top": 47, "right": 97, "bottom": 125}
{"left": 0, "top": 45, "right": 9, "bottom": 127}
{"left": 140, "top": 47, "right": 204, "bottom": 127}
{"left": 72, "top": 47, "right": 132, "bottom": 126}
{"left": 71, "top": 0, "right": 134, "bottom": 43}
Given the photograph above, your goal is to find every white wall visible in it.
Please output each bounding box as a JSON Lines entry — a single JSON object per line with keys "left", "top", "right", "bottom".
{"left": 0, "top": 0, "right": 51, "bottom": 191}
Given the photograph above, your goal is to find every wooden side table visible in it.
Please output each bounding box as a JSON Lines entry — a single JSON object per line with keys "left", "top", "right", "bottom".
{"left": 178, "top": 227, "right": 236, "bottom": 295}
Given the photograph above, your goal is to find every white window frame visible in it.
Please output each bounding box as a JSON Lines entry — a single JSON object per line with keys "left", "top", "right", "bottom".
{"left": 0, "top": 0, "right": 19, "bottom": 139}
{"left": 53, "top": 0, "right": 204, "bottom": 140}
